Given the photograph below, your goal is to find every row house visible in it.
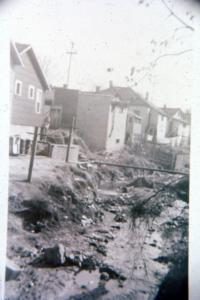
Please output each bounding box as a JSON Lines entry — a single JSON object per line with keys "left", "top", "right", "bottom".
{"left": 9, "top": 41, "right": 190, "bottom": 154}
{"left": 51, "top": 86, "right": 128, "bottom": 152}
{"left": 76, "top": 92, "right": 128, "bottom": 152}
{"left": 10, "top": 41, "right": 49, "bottom": 140}
{"left": 162, "top": 107, "right": 190, "bottom": 148}
{"left": 100, "top": 84, "right": 168, "bottom": 145}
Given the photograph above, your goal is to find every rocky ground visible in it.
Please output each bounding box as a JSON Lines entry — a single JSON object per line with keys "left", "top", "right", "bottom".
{"left": 6, "top": 150, "right": 189, "bottom": 300}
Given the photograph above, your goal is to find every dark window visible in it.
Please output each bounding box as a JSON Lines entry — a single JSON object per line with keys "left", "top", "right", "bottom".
{"left": 36, "top": 102, "right": 40, "bottom": 113}
{"left": 28, "top": 86, "right": 35, "bottom": 99}
{"left": 16, "top": 83, "right": 20, "bottom": 94}
{"left": 45, "top": 99, "right": 53, "bottom": 106}
{"left": 15, "top": 81, "right": 22, "bottom": 96}
{"left": 116, "top": 139, "right": 120, "bottom": 143}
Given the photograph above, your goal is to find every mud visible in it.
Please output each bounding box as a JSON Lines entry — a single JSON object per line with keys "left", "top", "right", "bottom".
{"left": 6, "top": 155, "right": 188, "bottom": 300}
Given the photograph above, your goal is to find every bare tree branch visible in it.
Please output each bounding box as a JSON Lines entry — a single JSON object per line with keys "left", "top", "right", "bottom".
{"left": 160, "top": 0, "right": 195, "bottom": 32}
{"left": 151, "top": 48, "right": 193, "bottom": 67}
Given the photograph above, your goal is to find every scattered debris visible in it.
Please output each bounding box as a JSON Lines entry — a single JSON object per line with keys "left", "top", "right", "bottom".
{"left": 111, "top": 225, "right": 121, "bottom": 230}
{"left": 127, "top": 177, "right": 154, "bottom": 189}
{"left": 43, "top": 243, "right": 66, "bottom": 267}
{"left": 7, "top": 150, "right": 189, "bottom": 299}
{"left": 99, "top": 264, "right": 127, "bottom": 281}
{"left": 100, "top": 272, "right": 110, "bottom": 281}
{"left": 15, "top": 199, "right": 59, "bottom": 232}
{"left": 48, "top": 184, "right": 65, "bottom": 197}
{"left": 114, "top": 213, "right": 127, "bottom": 223}
{"left": 68, "top": 284, "right": 108, "bottom": 300}
{"left": 171, "top": 176, "right": 189, "bottom": 202}
{"left": 6, "top": 258, "right": 21, "bottom": 281}
{"left": 96, "top": 244, "right": 107, "bottom": 256}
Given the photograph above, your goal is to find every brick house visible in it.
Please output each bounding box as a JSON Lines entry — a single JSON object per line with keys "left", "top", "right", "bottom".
{"left": 76, "top": 92, "right": 128, "bottom": 152}
{"left": 10, "top": 41, "right": 49, "bottom": 139}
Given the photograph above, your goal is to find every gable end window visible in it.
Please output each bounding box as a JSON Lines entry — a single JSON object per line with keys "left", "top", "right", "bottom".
{"left": 28, "top": 85, "right": 35, "bottom": 99}
{"left": 15, "top": 80, "right": 22, "bottom": 96}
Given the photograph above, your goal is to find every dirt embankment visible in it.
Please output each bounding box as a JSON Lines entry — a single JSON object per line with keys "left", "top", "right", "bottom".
{"left": 6, "top": 153, "right": 188, "bottom": 300}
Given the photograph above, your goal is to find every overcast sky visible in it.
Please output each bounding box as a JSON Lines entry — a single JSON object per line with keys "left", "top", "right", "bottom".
{"left": 1, "top": 0, "right": 200, "bottom": 109}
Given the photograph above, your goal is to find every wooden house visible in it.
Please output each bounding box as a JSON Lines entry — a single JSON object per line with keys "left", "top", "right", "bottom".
{"left": 76, "top": 92, "right": 128, "bottom": 152}
{"left": 100, "top": 85, "right": 168, "bottom": 145}
{"left": 162, "top": 107, "right": 191, "bottom": 148}
{"left": 10, "top": 41, "right": 49, "bottom": 139}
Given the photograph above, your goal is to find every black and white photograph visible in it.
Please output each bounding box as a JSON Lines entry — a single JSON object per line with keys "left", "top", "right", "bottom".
{"left": 0, "top": 0, "right": 200, "bottom": 299}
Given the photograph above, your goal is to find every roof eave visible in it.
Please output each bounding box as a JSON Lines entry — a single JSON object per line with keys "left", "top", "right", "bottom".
{"left": 10, "top": 41, "right": 24, "bottom": 67}
{"left": 28, "top": 48, "right": 49, "bottom": 90}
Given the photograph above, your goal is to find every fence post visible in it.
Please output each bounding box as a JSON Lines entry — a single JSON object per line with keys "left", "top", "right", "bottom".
{"left": 27, "top": 126, "right": 38, "bottom": 183}
{"left": 66, "top": 117, "right": 75, "bottom": 162}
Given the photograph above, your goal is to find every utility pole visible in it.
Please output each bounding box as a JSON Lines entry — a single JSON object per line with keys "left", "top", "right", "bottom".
{"left": 66, "top": 42, "right": 77, "bottom": 87}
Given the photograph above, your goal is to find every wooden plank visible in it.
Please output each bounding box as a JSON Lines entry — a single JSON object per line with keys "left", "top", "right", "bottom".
{"left": 92, "top": 160, "right": 189, "bottom": 176}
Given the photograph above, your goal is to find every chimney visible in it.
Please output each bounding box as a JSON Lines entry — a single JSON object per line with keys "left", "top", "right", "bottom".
{"left": 145, "top": 92, "right": 149, "bottom": 100}
{"left": 95, "top": 86, "right": 100, "bottom": 93}
{"left": 163, "top": 104, "right": 167, "bottom": 109}
{"left": 63, "top": 84, "right": 68, "bottom": 89}
{"left": 109, "top": 80, "right": 113, "bottom": 88}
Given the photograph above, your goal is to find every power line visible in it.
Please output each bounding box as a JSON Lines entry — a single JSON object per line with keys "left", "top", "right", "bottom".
{"left": 66, "top": 42, "right": 77, "bottom": 87}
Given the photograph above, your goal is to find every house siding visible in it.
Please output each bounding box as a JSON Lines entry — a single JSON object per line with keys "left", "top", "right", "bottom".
{"left": 157, "top": 114, "right": 168, "bottom": 143}
{"left": 11, "top": 51, "right": 44, "bottom": 127}
{"left": 166, "top": 110, "right": 190, "bottom": 148}
{"left": 76, "top": 93, "right": 111, "bottom": 151}
{"left": 106, "top": 105, "right": 127, "bottom": 152}
{"left": 125, "top": 113, "right": 142, "bottom": 144}
{"left": 129, "top": 106, "right": 150, "bottom": 140}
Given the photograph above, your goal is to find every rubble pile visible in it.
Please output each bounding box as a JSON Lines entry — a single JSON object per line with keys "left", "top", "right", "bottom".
{"left": 6, "top": 153, "right": 188, "bottom": 300}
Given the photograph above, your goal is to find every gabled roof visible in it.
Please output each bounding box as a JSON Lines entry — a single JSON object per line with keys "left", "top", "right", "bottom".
{"left": 100, "top": 86, "right": 167, "bottom": 116}
{"left": 162, "top": 107, "right": 190, "bottom": 124}
{"left": 11, "top": 42, "right": 49, "bottom": 90}
{"left": 128, "top": 111, "right": 142, "bottom": 119}
{"left": 10, "top": 41, "right": 24, "bottom": 66}
{"left": 162, "top": 107, "right": 182, "bottom": 118}
{"left": 100, "top": 86, "right": 144, "bottom": 106}
{"left": 15, "top": 43, "right": 30, "bottom": 53}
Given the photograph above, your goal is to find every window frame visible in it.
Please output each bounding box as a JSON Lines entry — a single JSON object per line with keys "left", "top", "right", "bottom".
{"left": 28, "top": 85, "right": 35, "bottom": 100}
{"left": 116, "top": 138, "right": 120, "bottom": 144}
{"left": 14, "top": 80, "right": 22, "bottom": 96}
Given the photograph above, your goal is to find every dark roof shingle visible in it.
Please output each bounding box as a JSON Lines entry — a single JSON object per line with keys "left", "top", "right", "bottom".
{"left": 100, "top": 86, "right": 167, "bottom": 116}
